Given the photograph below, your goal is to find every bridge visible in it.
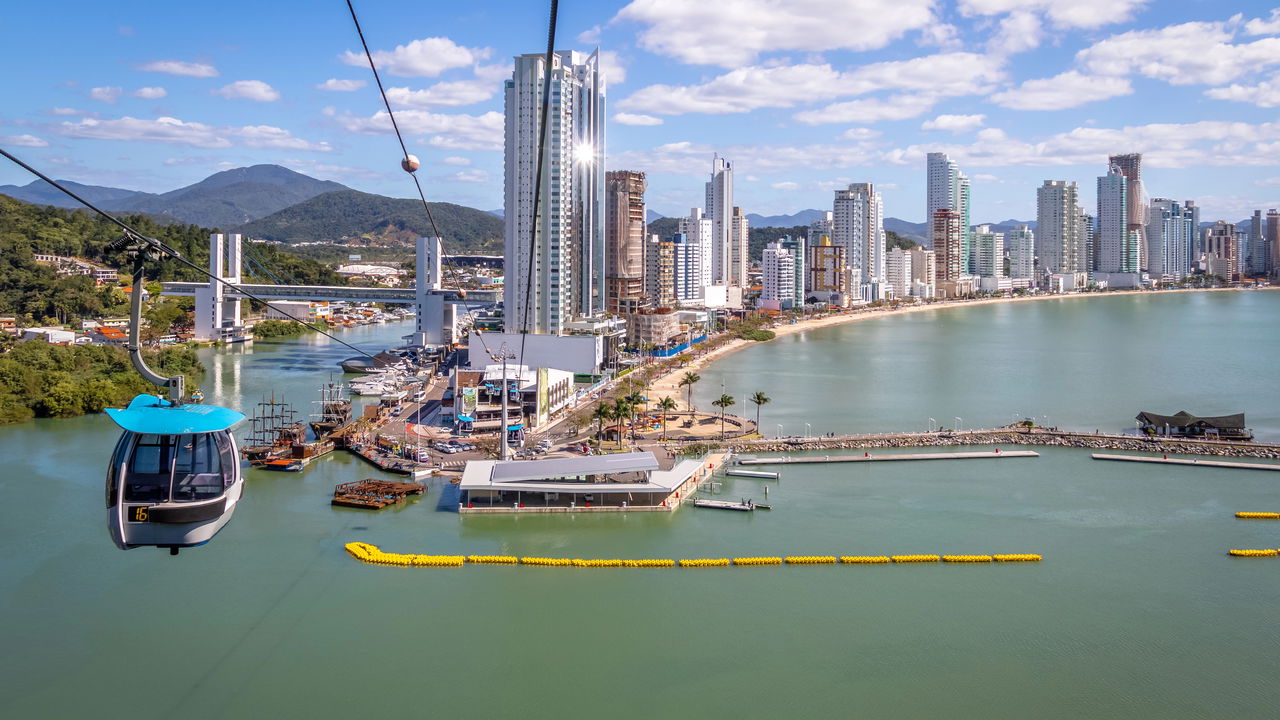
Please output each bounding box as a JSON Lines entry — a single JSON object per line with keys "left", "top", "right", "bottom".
{"left": 163, "top": 234, "right": 498, "bottom": 342}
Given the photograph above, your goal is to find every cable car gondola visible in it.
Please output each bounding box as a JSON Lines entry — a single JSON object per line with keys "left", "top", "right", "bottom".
{"left": 105, "top": 395, "right": 245, "bottom": 553}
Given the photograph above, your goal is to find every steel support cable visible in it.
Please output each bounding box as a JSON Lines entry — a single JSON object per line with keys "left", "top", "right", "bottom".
{"left": 517, "top": 0, "right": 560, "bottom": 373}
{"left": 343, "top": 0, "right": 494, "bottom": 359}
{"left": 0, "top": 146, "right": 378, "bottom": 360}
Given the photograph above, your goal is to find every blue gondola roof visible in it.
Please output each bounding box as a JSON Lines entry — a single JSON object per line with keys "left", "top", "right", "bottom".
{"left": 457, "top": 415, "right": 475, "bottom": 422}
{"left": 105, "top": 394, "right": 245, "bottom": 434}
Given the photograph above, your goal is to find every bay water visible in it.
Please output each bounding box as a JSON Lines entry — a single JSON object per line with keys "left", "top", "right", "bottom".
{"left": 2, "top": 292, "right": 1278, "bottom": 719}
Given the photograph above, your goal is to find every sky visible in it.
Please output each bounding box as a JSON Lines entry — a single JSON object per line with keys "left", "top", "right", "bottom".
{"left": 2, "top": 1, "right": 1280, "bottom": 224}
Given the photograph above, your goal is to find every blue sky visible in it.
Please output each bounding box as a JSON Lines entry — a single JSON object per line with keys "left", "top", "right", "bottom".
{"left": 3, "top": 1, "right": 1279, "bottom": 223}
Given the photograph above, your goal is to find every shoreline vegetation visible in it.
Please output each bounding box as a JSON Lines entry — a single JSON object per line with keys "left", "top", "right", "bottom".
{"left": 0, "top": 339, "right": 204, "bottom": 425}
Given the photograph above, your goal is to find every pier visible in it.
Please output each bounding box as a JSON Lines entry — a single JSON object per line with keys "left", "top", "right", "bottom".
{"left": 692, "top": 498, "right": 770, "bottom": 511}
{"left": 726, "top": 469, "right": 780, "bottom": 479}
{"left": 1091, "top": 453, "right": 1280, "bottom": 472}
{"left": 738, "top": 449, "right": 1039, "bottom": 465}
{"left": 331, "top": 479, "right": 427, "bottom": 510}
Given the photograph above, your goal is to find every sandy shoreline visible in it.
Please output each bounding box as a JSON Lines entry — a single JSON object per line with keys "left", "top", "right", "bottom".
{"left": 648, "top": 286, "right": 1276, "bottom": 412}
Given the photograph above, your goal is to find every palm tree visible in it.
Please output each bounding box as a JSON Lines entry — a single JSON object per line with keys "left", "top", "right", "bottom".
{"left": 592, "top": 404, "right": 613, "bottom": 445}
{"left": 613, "top": 397, "right": 633, "bottom": 448}
{"left": 712, "top": 394, "right": 735, "bottom": 439}
{"left": 624, "top": 391, "right": 645, "bottom": 443}
{"left": 749, "top": 391, "right": 771, "bottom": 433}
{"left": 678, "top": 371, "right": 701, "bottom": 413}
{"left": 657, "top": 396, "right": 677, "bottom": 441}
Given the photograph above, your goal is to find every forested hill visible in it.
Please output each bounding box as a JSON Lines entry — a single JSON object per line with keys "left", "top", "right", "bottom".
{"left": 0, "top": 194, "right": 344, "bottom": 325}
{"left": 237, "top": 190, "right": 504, "bottom": 253}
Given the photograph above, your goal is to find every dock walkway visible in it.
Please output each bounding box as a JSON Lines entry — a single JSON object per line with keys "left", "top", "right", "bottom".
{"left": 1091, "top": 453, "right": 1280, "bottom": 472}
{"left": 738, "top": 449, "right": 1038, "bottom": 465}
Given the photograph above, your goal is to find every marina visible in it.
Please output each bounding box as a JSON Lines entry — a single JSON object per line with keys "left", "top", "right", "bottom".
{"left": 331, "top": 478, "right": 426, "bottom": 510}
{"left": 738, "top": 449, "right": 1040, "bottom": 464}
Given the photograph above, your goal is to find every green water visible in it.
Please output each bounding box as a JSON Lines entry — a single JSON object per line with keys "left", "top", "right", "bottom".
{"left": 2, "top": 293, "right": 1279, "bottom": 719}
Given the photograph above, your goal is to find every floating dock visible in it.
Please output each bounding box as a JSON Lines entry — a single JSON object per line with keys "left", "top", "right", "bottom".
{"left": 1091, "top": 453, "right": 1280, "bottom": 472}
{"left": 332, "top": 478, "right": 426, "bottom": 509}
{"left": 726, "top": 469, "right": 780, "bottom": 479}
{"left": 691, "top": 498, "right": 770, "bottom": 511}
{"left": 738, "top": 449, "right": 1039, "bottom": 465}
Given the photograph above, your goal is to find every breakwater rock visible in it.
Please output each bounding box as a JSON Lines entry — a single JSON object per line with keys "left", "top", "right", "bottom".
{"left": 724, "top": 430, "right": 1280, "bottom": 460}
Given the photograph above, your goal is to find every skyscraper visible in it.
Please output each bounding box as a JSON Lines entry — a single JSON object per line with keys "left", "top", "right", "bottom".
{"left": 808, "top": 238, "right": 848, "bottom": 300}
{"left": 643, "top": 234, "right": 675, "bottom": 308}
{"left": 677, "top": 208, "right": 714, "bottom": 294}
{"left": 779, "top": 235, "right": 807, "bottom": 307}
{"left": 760, "top": 241, "right": 795, "bottom": 309}
{"left": 1249, "top": 210, "right": 1268, "bottom": 275}
{"left": 971, "top": 225, "right": 1005, "bottom": 278}
{"left": 604, "top": 170, "right": 647, "bottom": 314}
{"left": 926, "top": 152, "right": 970, "bottom": 259}
{"left": 932, "top": 209, "right": 964, "bottom": 281}
{"left": 884, "top": 247, "right": 913, "bottom": 298}
{"left": 1109, "top": 153, "right": 1148, "bottom": 271}
{"left": 1007, "top": 225, "right": 1035, "bottom": 280}
{"left": 1035, "top": 180, "right": 1083, "bottom": 275}
{"left": 1148, "top": 198, "right": 1195, "bottom": 279}
{"left": 833, "top": 182, "right": 885, "bottom": 287}
{"left": 705, "top": 156, "right": 734, "bottom": 286}
{"left": 1097, "top": 166, "right": 1138, "bottom": 273}
{"left": 730, "top": 206, "right": 750, "bottom": 289}
{"left": 1203, "top": 221, "right": 1240, "bottom": 280}
{"left": 670, "top": 233, "right": 704, "bottom": 303}
{"left": 503, "top": 50, "right": 605, "bottom": 334}
{"left": 1266, "top": 209, "right": 1279, "bottom": 276}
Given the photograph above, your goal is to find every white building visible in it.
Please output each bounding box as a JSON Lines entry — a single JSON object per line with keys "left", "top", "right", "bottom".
{"left": 671, "top": 233, "right": 705, "bottom": 303}
{"left": 832, "top": 182, "right": 885, "bottom": 290}
{"left": 1097, "top": 166, "right": 1138, "bottom": 273}
{"left": 1007, "top": 225, "right": 1035, "bottom": 280}
{"left": 926, "top": 152, "right": 969, "bottom": 258}
{"left": 730, "top": 207, "right": 749, "bottom": 291}
{"left": 676, "top": 208, "right": 714, "bottom": 292}
{"left": 884, "top": 247, "right": 913, "bottom": 299}
{"left": 705, "top": 156, "right": 734, "bottom": 287}
{"left": 971, "top": 225, "right": 1005, "bottom": 278}
{"left": 503, "top": 50, "right": 605, "bottom": 335}
{"left": 759, "top": 241, "right": 795, "bottom": 310}
{"left": 1147, "top": 198, "right": 1196, "bottom": 280}
{"left": 1036, "top": 180, "right": 1084, "bottom": 275}
{"left": 194, "top": 233, "right": 250, "bottom": 343}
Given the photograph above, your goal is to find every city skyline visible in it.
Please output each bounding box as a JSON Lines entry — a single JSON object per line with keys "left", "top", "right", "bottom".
{"left": 3, "top": 1, "right": 1280, "bottom": 223}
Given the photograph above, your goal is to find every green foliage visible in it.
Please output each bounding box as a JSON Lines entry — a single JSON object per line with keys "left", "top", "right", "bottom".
{"left": 739, "top": 329, "right": 776, "bottom": 341}
{"left": 0, "top": 339, "right": 205, "bottom": 424}
{"left": 237, "top": 190, "right": 504, "bottom": 253}
{"left": 886, "top": 230, "right": 919, "bottom": 251}
{"left": 252, "top": 318, "right": 316, "bottom": 338}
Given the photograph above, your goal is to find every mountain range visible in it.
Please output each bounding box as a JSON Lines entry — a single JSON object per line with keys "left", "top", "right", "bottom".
{"left": 0, "top": 164, "right": 348, "bottom": 229}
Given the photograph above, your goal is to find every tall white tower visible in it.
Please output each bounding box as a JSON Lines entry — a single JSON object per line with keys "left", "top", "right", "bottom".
{"left": 503, "top": 49, "right": 605, "bottom": 334}
{"left": 926, "top": 152, "right": 968, "bottom": 254}
{"left": 705, "top": 156, "right": 734, "bottom": 286}
{"left": 832, "top": 182, "right": 885, "bottom": 286}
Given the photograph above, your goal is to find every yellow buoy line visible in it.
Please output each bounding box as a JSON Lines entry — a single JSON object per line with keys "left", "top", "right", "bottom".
{"left": 345, "top": 543, "right": 1042, "bottom": 568}
{"left": 1235, "top": 511, "right": 1280, "bottom": 519}
{"left": 1228, "top": 548, "right": 1280, "bottom": 557}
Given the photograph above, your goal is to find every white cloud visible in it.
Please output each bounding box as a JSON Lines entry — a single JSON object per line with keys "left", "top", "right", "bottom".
{"left": 1245, "top": 9, "right": 1280, "bottom": 35}
{"left": 989, "top": 70, "right": 1132, "bottom": 110}
{"left": 214, "top": 80, "right": 281, "bottom": 102}
{"left": 795, "top": 94, "right": 939, "bottom": 125}
{"left": 614, "top": 0, "right": 937, "bottom": 67}
{"left": 89, "top": 86, "right": 122, "bottom": 103}
{"left": 53, "top": 115, "right": 330, "bottom": 151}
{"left": 988, "top": 11, "right": 1042, "bottom": 55}
{"left": 340, "top": 37, "right": 491, "bottom": 78}
{"left": 386, "top": 80, "right": 494, "bottom": 108}
{"left": 50, "top": 107, "right": 83, "bottom": 116}
{"left": 316, "top": 78, "right": 366, "bottom": 92}
{"left": 918, "top": 23, "right": 963, "bottom": 50}
{"left": 442, "top": 156, "right": 471, "bottom": 166}
{"left": 131, "top": 87, "right": 167, "bottom": 99}
{"left": 958, "top": 0, "right": 1148, "bottom": 29}
{"left": 619, "top": 52, "right": 1005, "bottom": 116}
{"left": 771, "top": 181, "right": 800, "bottom": 190}
{"left": 451, "top": 169, "right": 489, "bottom": 183}
{"left": 138, "top": 60, "right": 219, "bottom": 77}
{"left": 598, "top": 50, "right": 627, "bottom": 85}
{"left": 614, "top": 113, "right": 663, "bottom": 126}
{"left": 922, "top": 114, "right": 986, "bottom": 133}
{"left": 841, "top": 128, "right": 882, "bottom": 140}
{"left": 340, "top": 109, "right": 504, "bottom": 151}
{"left": 3, "top": 133, "right": 49, "bottom": 147}
{"left": 577, "top": 25, "right": 602, "bottom": 43}
{"left": 1077, "top": 20, "right": 1280, "bottom": 86}
{"left": 971, "top": 173, "right": 1002, "bottom": 183}
{"left": 1205, "top": 72, "right": 1280, "bottom": 107}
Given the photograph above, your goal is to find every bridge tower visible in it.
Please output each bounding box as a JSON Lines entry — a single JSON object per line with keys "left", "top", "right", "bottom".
{"left": 194, "top": 233, "right": 248, "bottom": 342}
{"left": 413, "top": 236, "right": 447, "bottom": 347}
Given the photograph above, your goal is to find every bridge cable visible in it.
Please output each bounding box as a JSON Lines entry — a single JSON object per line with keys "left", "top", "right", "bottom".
{"left": 344, "top": 0, "right": 494, "bottom": 359}
{"left": 0, "top": 146, "right": 378, "bottom": 361}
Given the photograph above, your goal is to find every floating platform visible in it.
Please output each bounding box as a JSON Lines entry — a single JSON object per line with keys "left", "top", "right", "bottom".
{"left": 726, "top": 469, "right": 780, "bottom": 479}
{"left": 692, "top": 498, "right": 769, "bottom": 511}
{"left": 1091, "top": 453, "right": 1280, "bottom": 472}
{"left": 738, "top": 449, "right": 1039, "bottom": 465}
{"left": 332, "top": 478, "right": 426, "bottom": 510}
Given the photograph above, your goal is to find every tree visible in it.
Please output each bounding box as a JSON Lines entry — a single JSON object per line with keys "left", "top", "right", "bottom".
{"left": 749, "top": 391, "right": 771, "bottom": 432}
{"left": 623, "top": 391, "right": 645, "bottom": 443}
{"left": 613, "top": 397, "right": 634, "bottom": 448}
{"left": 657, "top": 396, "right": 677, "bottom": 442}
{"left": 592, "top": 403, "right": 614, "bottom": 443}
{"left": 712, "top": 393, "right": 735, "bottom": 439}
{"left": 678, "top": 371, "right": 701, "bottom": 412}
